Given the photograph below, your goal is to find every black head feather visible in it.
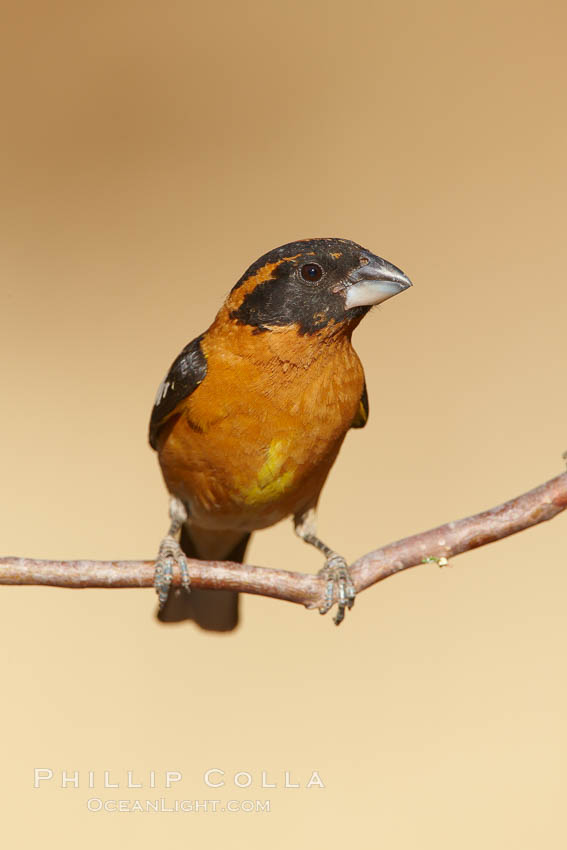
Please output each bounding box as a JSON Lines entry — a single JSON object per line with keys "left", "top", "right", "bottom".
{"left": 229, "top": 238, "right": 371, "bottom": 335}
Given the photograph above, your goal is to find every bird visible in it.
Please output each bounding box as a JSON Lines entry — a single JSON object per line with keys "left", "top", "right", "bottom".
{"left": 149, "top": 238, "right": 412, "bottom": 629}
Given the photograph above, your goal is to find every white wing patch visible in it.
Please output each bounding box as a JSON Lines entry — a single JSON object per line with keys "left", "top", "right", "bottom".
{"left": 154, "top": 378, "right": 175, "bottom": 407}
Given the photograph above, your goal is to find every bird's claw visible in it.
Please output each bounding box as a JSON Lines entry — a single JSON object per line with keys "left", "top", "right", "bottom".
{"left": 154, "top": 536, "right": 191, "bottom": 611}
{"left": 318, "top": 555, "right": 356, "bottom": 626}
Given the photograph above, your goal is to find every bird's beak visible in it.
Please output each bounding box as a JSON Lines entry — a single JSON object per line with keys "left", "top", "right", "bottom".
{"left": 344, "top": 254, "right": 412, "bottom": 310}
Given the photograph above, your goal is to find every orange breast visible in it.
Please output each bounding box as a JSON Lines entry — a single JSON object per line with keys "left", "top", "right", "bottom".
{"left": 157, "top": 315, "right": 364, "bottom": 532}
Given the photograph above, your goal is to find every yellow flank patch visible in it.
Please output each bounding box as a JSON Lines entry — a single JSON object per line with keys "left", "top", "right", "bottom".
{"left": 351, "top": 398, "right": 368, "bottom": 428}
{"left": 241, "top": 438, "right": 295, "bottom": 505}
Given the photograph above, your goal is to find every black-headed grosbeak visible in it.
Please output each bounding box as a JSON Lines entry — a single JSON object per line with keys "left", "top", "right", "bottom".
{"left": 149, "top": 238, "right": 412, "bottom": 628}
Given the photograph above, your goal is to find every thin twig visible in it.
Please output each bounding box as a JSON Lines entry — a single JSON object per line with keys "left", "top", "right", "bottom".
{"left": 1, "top": 471, "right": 566, "bottom": 610}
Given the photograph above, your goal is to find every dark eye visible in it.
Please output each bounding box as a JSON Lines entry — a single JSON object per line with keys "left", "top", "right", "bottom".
{"left": 300, "top": 263, "right": 323, "bottom": 282}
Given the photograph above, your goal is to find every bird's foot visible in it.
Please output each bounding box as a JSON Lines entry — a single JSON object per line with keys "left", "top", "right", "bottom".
{"left": 318, "top": 555, "right": 356, "bottom": 626}
{"left": 154, "top": 536, "right": 191, "bottom": 611}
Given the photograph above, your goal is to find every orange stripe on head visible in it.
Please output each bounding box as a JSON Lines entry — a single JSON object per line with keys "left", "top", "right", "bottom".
{"left": 226, "top": 255, "right": 301, "bottom": 311}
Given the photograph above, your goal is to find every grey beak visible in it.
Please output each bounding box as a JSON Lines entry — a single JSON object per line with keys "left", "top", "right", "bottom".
{"left": 344, "top": 253, "right": 412, "bottom": 309}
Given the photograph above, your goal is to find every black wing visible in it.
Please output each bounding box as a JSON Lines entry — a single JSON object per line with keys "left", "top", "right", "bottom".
{"left": 351, "top": 382, "right": 369, "bottom": 429}
{"left": 149, "top": 334, "right": 207, "bottom": 450}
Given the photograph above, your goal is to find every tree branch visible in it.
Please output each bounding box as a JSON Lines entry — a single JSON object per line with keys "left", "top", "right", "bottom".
{"left": 1, "top": 471, "right": 566, "bottom": 610}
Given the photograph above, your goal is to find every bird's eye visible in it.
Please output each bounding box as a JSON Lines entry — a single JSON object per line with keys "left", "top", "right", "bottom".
{"left": 300, "top": 263, "right": 323, "bottom": 282}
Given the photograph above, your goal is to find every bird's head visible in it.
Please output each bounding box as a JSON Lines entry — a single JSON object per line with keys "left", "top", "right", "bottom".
{"left": 224, "top": 238, "right": 412, "bottom": 336}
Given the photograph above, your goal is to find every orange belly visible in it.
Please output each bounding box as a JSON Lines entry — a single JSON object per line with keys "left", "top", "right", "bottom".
{"left": 157, "top": 319, "right": 364, "bottom": 532}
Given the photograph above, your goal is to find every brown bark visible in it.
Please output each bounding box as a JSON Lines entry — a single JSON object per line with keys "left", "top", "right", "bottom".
{"left": 2, "top": 471, "right": 565, "bottom": 612}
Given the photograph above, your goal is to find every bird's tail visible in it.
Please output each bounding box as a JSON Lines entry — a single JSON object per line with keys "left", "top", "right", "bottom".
{"left": 157, "top": 526, "right": 250, "bottom": 632}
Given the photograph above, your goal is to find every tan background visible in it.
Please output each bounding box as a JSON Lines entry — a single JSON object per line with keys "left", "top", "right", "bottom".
{"left": 1, "top": 1, "right": 566, "bottom": 847}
